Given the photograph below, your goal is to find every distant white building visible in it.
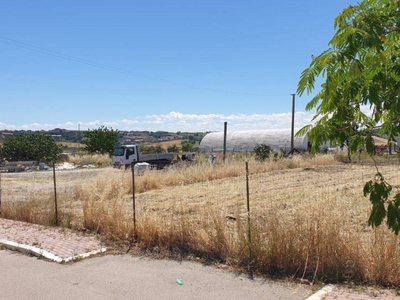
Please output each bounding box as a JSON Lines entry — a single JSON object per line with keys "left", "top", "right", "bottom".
{"left": 199, "top": 129, "right": 323, "bottom": 153}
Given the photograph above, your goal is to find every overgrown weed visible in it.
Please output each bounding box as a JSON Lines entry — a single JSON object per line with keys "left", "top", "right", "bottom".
{"left": 3, "top": 153, "right": 400, "bottom": 287}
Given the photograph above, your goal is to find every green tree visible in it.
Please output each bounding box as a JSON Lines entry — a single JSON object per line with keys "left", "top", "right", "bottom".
{"left": 167, "top": 144, "right": 181, "bottom": 153}
{"left": 83, "top": 126, "right": 119, "bottom": 157}
{"left": 0, "top": 133, "right": 62, "bottom": 162}
{"left": 254, "top": 144, "right": 272, "bottom": 161}
{"left": 139, "top": 144, "right": 165, "bottom": 154}
{"left": 138, "top": 144, "right": 148, "bottom": 153}
{"left": 297, "top": 0, "right": 400, "bottom": 233}
{"left": 153, "top": 144, "right": 165, "bottom": 153}
{"left": 181, "top": 140, "right": 194, "bottom": 152}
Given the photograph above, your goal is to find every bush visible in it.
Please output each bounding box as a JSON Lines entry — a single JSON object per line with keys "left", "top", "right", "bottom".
{"left": 0, "top": 133, "right": 62, "bottom": 163}
{"left": 254, "top": 144, "right": 272, "bottom": 161}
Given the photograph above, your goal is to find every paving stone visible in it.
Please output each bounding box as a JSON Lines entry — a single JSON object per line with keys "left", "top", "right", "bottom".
{"left": 0, "top": 218, "right": 106, "bottom": 262}
{"left": 2, "top": 218, "right": 400, "bottom": 299}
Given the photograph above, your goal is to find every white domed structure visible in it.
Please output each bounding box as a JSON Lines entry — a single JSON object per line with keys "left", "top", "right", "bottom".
{"left": 199, "top": 129, "right": 311, "bottom": 153}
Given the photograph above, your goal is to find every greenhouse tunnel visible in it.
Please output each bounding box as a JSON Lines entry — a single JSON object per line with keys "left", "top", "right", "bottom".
{"left": 199, "top": 129, "right": 312, "bottom": 153}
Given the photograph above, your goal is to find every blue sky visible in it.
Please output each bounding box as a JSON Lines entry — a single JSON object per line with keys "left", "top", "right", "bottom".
{"left": 1, "top": 0, "right": 358, "bottom": 132}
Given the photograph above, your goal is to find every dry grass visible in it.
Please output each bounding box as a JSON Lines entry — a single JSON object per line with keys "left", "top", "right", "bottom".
{"left": 155, "top": 139, "right": 183, "bottom": 148}
{"left": 66, "top": 153, "right": 112, "bottom": 167}
{"left": 2, "top": 153, "right": 400, "bottom": 286}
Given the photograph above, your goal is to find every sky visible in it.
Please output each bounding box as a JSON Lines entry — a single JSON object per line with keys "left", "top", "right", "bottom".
{"left": 1, "top": 0, "right": 359, "bottom": 133}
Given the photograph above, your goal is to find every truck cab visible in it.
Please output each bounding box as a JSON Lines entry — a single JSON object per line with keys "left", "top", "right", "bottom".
{"left": 112, "top": 145, "right": 174, "bottom": 169}
{"left": 112, "top": 145, "right": 139, "bottom": 168}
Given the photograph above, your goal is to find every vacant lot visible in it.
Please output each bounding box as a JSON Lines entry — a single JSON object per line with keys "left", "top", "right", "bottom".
{"left": 2, "top": 155, "right": 400, "bottom": 286}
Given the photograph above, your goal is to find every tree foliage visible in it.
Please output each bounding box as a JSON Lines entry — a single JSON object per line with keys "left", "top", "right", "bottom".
{"left": 139, "top": 144, "right": 165, "bottom": 154}
{"left": 297, "top": 0, "right": 400, "bottom": 233}
{"left": 181, "top": 140, "right": 194, "bottom": 152}
{"left": 0, "top": 133, "right": 62, "bottom": 162}
{"left": 254, "top": 144, "right": 272, "bottom": 161}
{"left": 83, "top": 126, "right": 119, "bottom": 157}
{"left": 167, "top": 144, "right": 181, "bottom": 153}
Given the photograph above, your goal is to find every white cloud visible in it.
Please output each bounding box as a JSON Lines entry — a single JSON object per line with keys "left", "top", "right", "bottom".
{"left": 117, "top": 119, "right": 140, "bottom": 125}
{"left": 86, "top": 120, "right": 102, "bottom": 127}
{"left": 0, "top": 111, "right": 316, "bottom": 132}
{"left": 360, "top": 104, "right": 373, "bottom": 117}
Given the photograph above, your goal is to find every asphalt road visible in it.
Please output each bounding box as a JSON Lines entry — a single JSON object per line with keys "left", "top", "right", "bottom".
{"left": 0, "top": 250, "right": 314, "bottom": 300}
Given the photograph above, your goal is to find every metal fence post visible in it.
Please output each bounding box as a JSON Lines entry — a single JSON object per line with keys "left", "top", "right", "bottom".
{"left": 131, "top": 163, "right": 136, "bottom": 234}
{"left": 52, "top": 162, "right": 58, "bottom": 225}
{"left": 246, "top": 161, "right": 253, "bottom": 279}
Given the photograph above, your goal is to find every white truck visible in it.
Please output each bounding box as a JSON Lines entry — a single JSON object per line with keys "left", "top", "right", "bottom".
{"left": 112, "top": 145, "right": 174, "bottom": 169}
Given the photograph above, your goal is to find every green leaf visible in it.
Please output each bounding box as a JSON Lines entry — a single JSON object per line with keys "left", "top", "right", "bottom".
{"left": 365, "top": 135, "right": 376, "bottom": 155}
{"left": 368, "top": 200, "right": 386, "bottom": 228}
{"left": 295, "top": 125, "right": 313, "bottom": 138}
{"left": 363, "top": 180, "right": 373, "bottom": 197}
{"left": 297, "top": 0, "right": 400, "bottom": 233}
{"left": 394, "top": 192, "right": 400, "bottom": 207}
{"left": 387, "top": 202, "right": 400, "bottom": 235}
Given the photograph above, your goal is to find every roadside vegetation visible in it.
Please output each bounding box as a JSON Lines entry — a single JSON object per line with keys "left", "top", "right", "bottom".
{"left": 3, "top": 0, "right": 400, "bottom": 289}
{"left": 2, "top": 151, "right": 400, "bottom": 287}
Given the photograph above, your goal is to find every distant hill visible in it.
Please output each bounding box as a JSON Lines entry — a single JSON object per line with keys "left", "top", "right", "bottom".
{"left": 0, "top": 129, "right": 207, "bottom": 150}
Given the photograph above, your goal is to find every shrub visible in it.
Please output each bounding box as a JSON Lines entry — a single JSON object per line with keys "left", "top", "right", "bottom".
{"left": 254, "top": 144, "right": 272, "bottom": 161}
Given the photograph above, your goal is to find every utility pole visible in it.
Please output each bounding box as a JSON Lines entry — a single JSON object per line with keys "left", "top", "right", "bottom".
{"left": 291, "top": 93, "right": 296, "bottom": 152}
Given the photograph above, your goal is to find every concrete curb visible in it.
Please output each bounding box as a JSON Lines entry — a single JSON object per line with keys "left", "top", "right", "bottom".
{"left": 0, "top": 238, "right": 106, "bottom": 263}
{"left": 305, "top": 284, "right": 335, "bottom": 300}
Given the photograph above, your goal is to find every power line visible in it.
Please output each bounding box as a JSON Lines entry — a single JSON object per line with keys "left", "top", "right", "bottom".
{"left": 0, "top": 35, "right": 278, "bottom": 98}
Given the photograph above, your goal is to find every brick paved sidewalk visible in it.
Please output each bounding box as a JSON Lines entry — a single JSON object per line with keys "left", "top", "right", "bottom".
{"left": 322, "top": 285, "right": 400, "bottom": 300}
{"left": 0, "top": 218, "right": 106, "bottom": 263}
{"left": 3, "top": 218, "right": 400, "bottom": 300}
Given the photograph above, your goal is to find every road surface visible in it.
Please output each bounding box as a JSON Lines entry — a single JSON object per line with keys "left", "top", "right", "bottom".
{"left": 0, "top": 250, "right": 313, "bottom": 300}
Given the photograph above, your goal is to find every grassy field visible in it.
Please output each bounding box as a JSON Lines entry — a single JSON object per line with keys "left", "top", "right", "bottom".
{"left": 2, "top": 152, "right": 400, "bottom": 286}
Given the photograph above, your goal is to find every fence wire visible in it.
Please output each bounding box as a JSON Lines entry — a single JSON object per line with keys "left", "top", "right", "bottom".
{"left": 1, "top": 160, "right": 400, "bottom": 233}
